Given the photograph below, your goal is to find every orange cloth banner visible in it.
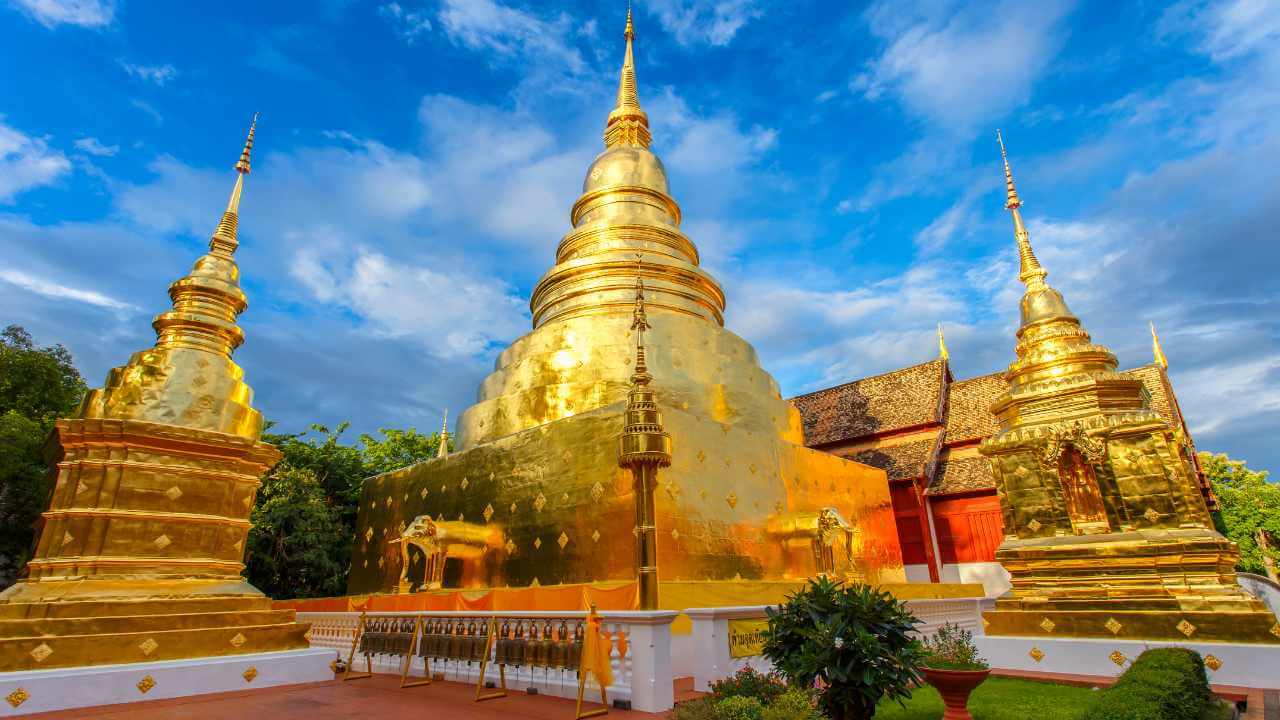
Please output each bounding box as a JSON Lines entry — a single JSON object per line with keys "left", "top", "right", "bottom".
{"left": 581, "top": 608, "right": 613, "bottom": 688}
{"left": 272, "top": 581, "right": 639, "bottom": 614}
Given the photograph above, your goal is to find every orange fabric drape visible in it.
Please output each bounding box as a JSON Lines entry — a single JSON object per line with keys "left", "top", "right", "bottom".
{"left": 273, "top": 581, "right": 640, "bottom": 614}
{"left": 581, "top": 609, "right": 613, "bottom": 688}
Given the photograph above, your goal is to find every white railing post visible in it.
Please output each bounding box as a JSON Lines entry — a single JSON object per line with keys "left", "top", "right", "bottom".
{"left": 605, "top": 610, "right": 677, "bottom": 713}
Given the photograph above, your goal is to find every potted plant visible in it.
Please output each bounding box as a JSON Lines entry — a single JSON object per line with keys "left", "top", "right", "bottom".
{"left": 919, "top": 622, "right": 990, "bottom": 720}
{"left": 761, "top": 577, "right": 925, "bottom": 720}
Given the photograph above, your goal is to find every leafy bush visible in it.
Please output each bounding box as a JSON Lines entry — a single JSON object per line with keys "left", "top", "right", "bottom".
{"left": 761, "top": 688, "right": 822, "bottom": 720}
{"left": 668, "top": 697, "right": 716, "bottom": 720}
{"left": 762, "top": 577, "right": 925, "bottom": 720}
{"left": 713, "top": 696, "right": 763, "bottom": 720}
{"left": 921, "top": 622, "right": 988, "bottom": 670}
{"left": 709, "top": 667, "right": 786, "bottom": 703}
{"left": 1085, "top": 648, "right": 1210, "bottom": 720}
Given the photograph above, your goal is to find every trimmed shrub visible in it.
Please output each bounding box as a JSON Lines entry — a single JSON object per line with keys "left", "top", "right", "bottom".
{"left": 709, "top": 667, "right": 786, "bottom": 703}
{"left": 761, "top": 688, "right": 822, "bottom": 720}
{"left": 1086, "top": 647, "right": 1210, "bottom": 720}
{"left": 669, "top": 697, "right": 717, "bottom": 720}
{"left": 713, "top": 696, "right": 764, "bottom": 720}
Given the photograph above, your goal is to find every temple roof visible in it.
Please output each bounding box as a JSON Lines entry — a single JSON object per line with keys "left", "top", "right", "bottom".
{"left": 1125, "top": 363, "right": 1180, "bottom": 428}
{"left": 849, "top": 438, "right": 938, "bottom": 483}
{"left": 928, "top": 455, "right": 994, "bottom": 495}
{"left": 790, "top": 359, "right": 947, "bottom": 447}
{"left": 943, "top": 372, "right": 1005, "bottom": 443}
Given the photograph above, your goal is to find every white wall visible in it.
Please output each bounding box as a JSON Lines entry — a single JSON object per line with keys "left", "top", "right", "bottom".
{"left": 940, "top": 562, "right": 1010, "bottom": 597}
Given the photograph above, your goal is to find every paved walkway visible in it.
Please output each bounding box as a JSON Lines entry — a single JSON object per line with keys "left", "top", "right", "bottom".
{"left": 28, "top": 674, "right": 664, "bottom": 720}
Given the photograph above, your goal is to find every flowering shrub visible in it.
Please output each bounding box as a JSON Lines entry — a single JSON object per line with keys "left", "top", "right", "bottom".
{"left": 921, "top": 622, "right": 988, "bottom": 671}
{"left": 708, "top": 667, "right": 786, "bottom": 703}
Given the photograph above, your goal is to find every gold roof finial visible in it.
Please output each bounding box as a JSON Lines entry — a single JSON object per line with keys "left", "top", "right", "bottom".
{"left": 235, "top": 112, "right": 258, "bottom": 175}
{"left": 1150, "top": 322, "right": 1169, "bottom": 370}
{"left": 212, "top": 113, "right": 258, "bottom": 257}
{"left": 619, "top": 254, "right": 670, "bottom": 469}
{"left": 605, "top": 6, "right": 651, "bottom": 149}
{"left": 996, "top": 130, "right": 1047, "bottom": 291}
{"left": 437, "top": 409, "right": 450, "bottom": 459}
{"left": 937, "top": 323, "right": 949, "bottom": 361}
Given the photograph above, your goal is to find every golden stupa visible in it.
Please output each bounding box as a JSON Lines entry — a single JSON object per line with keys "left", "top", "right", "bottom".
{"left": 0, "top": 117, "right": 312, "bottom": 671}
{"left": 979, "top": 133, "right": 1280, "bottom": 643}
{"left": 348, "top": 13, "right": 905, "bottom": 604}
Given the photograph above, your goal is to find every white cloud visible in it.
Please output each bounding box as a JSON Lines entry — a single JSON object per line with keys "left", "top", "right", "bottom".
{"left": 645, "top": 0, "right": 765, "bottom": 46}
{"left": 130, "top": 99, "right": 164, "bottom": 124}
{"left": 73, "top": 136, "right": 118, "bottom": 157}
{"left": 1160, "top": 0, "right": 1280, "bottom": 62}
{"left": 12, "top": 0, "right": 114, "bottom": 28}
{"left": 119, "top": 61, "right": 178, "bottom": 86}
{"left": 854, "top": 0, "right": 1075, "bottom": 129}
{"left": 290, "top": 250, "right": 528, "bottom": 358}
{"left": 0, "top": 121, "right": 71, "bottom": 202}
{"left": 379, "top": 2, "right": 432, "bottom": 44}
{"left": 436, "top": 0, "right": 585, "bottom": 73}
{"left": 0, "top": 269, "right": 134, "bottom": 310}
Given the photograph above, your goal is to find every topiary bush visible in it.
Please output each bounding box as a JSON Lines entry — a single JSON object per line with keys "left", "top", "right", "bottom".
{"left": 1085, "top": 647, "right": 1210, "bottom": 720}
{"left": 762, "top": 576, "right": 925, "bottom": 720}
{"left": 761, "top": 687, "right": 822, "bottom": 720}
{"left": 713, "top": 695, "right": 763, "bottom": 720}
{"left": 668, "top": 697, "right": 716, "bottom": 720}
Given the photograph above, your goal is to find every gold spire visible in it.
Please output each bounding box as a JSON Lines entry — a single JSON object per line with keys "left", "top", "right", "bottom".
{"left": 212, "top": 113, "right": 257, "bottom": 258}
{"left": 605, "top": 7, "right": 651, "bottom": 149}
{"left": 619, "top": 256, "right": 670, "bottom": 470}
{"left": 997, "top": 130, "right": 1047, "bottom": 291}
{"left": 937, "top": 323, "right": 949, "bottom": 361}
{"left": 437, "top": 409, "right": 450, "bottom": 459}
{"left": 1150, "top": 322, "right": 1169, "bottom": 370}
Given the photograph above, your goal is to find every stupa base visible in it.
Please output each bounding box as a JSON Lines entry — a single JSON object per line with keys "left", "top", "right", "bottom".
{"left": 0, "top": 647, "right": 335, "bottom": 716}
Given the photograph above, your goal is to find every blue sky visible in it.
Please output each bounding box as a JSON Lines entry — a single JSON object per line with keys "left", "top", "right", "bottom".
{"left": 3, "top": 0, "right": 1279, "bottom": 470}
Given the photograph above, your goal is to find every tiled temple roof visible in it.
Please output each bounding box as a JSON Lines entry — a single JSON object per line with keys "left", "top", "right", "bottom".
{"left": 1124, "top": 364, "right": 1179, "bottom": 427}
{"left": 790, "top": 359, "right": 946, "bottom": 447}
{"left": 849, "top": 438, "right": 938, "bottom": 482}
{"left": 928, "top": 455, "right": 995, "bottom": 495}
{"left": 943, "top": 372, "right": 1005, "bottom": 444}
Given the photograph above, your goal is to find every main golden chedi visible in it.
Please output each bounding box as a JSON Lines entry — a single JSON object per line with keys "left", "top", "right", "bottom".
{"left": 349, "top": 13, "right": 904, "bottom": 601}
{"left": 980, "top": 134, "right": 1279, "bottom": 643}
{"left": 0, "top": 118, "right": 311, "bottom": 671}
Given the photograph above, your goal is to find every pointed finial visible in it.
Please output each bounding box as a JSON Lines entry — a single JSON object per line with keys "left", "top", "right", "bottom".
{"left": 996, "top": 131, "right": 1047, "bottom": 290}
{"left": 436, "top": 409, "right": 450, "bottom": 459}
{"left": 937, "top": 323, "right": 949, "bottom": 361}
{"left": 236, "top": 112, "right": 258, "bottom": 175}
{"left": 605, "top": 6, "right": 651, "bottom": 148}
{"left": 997, "top": 128, "right": 1020, "bottom": 210}
{"left": 1150, "top": 322, "right": 1168, "bottom": 370}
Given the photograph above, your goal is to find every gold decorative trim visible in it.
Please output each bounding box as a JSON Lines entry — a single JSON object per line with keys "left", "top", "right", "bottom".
{"left": 230, "top": 633, "right": 247, "bottom": 648}
{"left": 1204, "top": 654, "right": 1222, "bottom": 671}
{"left": 1104, "top": 618, "right": 1122, "bottom": 635}
{"left": 1109, "top": 650, "right": 1126, "bottom": 667}
{"left": 1039, "top": 617, "right": 1056, "bottom": 633}
{"left": 1029, "top": 646, "right": 1045, "bottom": 663}
{"left": 137, "top": 675, "right": 156, "bottom": 694}
{"left": 139, "top": 638, "right": 159, "bottom": 656}
{"left": 6, "top": 688, "right": 29, "bottom": 709}
{"left": 483, "top": 503, "right": 495, "bottom": 522}
{"left": 1176, "top": 619, "right": 1197, "bottom": 638}
{"left": 533, "top": 537, "right": 542, "bottom": 550}
{"left": 725, "top": 492, "right": 738, "bottom": 509}
{"left": 29, "top": 643, "right": 53, "bottom": 663}
{"left": 591, "top": 529, "right": 601, "bottom": 543}
{"left": 557, "top": 532, "right": 570, "bottom": 550}
{"left": 533, "top": 492, "right": 547, "bottom": 512}
{"left": 243, "top": 666, "right": 258, "bottom": 683}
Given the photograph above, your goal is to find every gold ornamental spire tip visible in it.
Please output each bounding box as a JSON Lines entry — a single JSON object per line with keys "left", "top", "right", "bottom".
{"left": 605, "top": 7, "right": 651, "bottom": 148}
{"left": 212, "top": 114, "right": 258, "bottom": 255}
{"left": 1150, "top": 322, "right": 1169, "bottom": 370}
{"left": 436, "top": 409, "right": 450, "bottom": 459}
{"left": 996, "top": 130, "right": 1047, "bottom": 290}
{"left": 236, "top": 112, "right": 258, "bottom": 175}
{"left": 937, "top": 323, "right": 949, "bottom": 361}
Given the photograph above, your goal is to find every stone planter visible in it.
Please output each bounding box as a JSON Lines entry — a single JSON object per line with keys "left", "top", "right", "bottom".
{"left": 920, "top": 667, "right": 990, "bottom": 720}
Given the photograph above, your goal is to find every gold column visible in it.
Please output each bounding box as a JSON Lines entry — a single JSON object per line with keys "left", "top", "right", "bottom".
{"left": 618, "top": 268, "right": 671, "bottom": 609}
{"left": 0, "top": 116, "right": 311, "bottom": 671}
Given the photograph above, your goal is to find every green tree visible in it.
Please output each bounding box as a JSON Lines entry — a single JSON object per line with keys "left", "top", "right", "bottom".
{"left": 1201, "top": 451, "right": 1279, "bottom": 576}
{"left": 245, "top": 466, "right": 348, "bottom": 599}
{"left": 0, "top": 326, "right": 87, "bottom": 587}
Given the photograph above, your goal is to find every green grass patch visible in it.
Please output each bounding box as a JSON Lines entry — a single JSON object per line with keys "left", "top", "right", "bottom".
{"left": 874, "top": 677, "right": 1099, "bottom": 720}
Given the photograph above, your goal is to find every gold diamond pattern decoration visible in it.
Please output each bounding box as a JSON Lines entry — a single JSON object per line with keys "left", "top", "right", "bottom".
{"left": 61, "top": 531, "right": 74, "bottom": 547}
{"left": 483, "top": 503, "right": 495, "bottom": 522}
{"left": 460, "top": 478, "right": 469, "bottom": 490}
{"left": 137, "top": 675, "right": 156, "bottom": 694}
{"left": 1029, "top": 646, "right": 1045, "bottom": 663}
{"left": 385, "top": 496, "right": 392, "bottom": 508}
{"left": 365, "top": 526, "right": 374, "bottom": 542}
{"left": 1039, "top": 618, "right": 1056, "bottom": 633}
{"left": 1143, "top": 507, "right": 1160, "bottom": 523}
{"left": 1204, "top": 654, "right": 1223, "bottom": 671}
{"left": 533, "top": 537, "right": 542, "bottom": 550}
{"left": 1109, "top": 650, "right": 1127, "bottom": 667}
{"left": 29, "top": 643, "right": 52, "bottom": 663}
{"left": 533, "top": 492, "right": 547, "bottom": 512}
{"left": 165, "top": 486, "right": 183, "bottom": 501}
{"left": 420, "top": 487, "right": 429, "bottom": 499}
{"left": 377, "top": 556, "right": 385, "bottom": 569}
{"left": 1104, "top": 618, "right": 1123, "bottom": 635}
{"left": 592, "top": 529, "right": 601, "bottom": 543}
{"left": 139, "top": 638, "right": 159, "bottom": 656}
{"left": 243, "top": 666, "right": 259, "bottom": 683}
{"left": 6, "top": 688, "right": 28, "bottom": 709}
{"left": 1027, "top": 519, "right": 1042, "bottom": 532}
{"left": 153, "top": 534, "right": 171, "bottom": 550}
{"left": 1177, "top": 619, "right": 1197, "bottom": 638}
{"left": 509, "top": 501, "right": 518, "bottom": 514}
{"left": 725, "top": 492, "right": 738, "bottom": 509}
{"left": 230, "top": 633, "right": 247, "bottom": 648}
{"left": 671, "top": 528, "right": 680, "bottom": 541}
{"left": 505, "top": 538, "right": 516, "bottom": 555}
{"left": 557, "top": 532, "right": 569, "bottom": 550}
{"left": 1271, "top": 623, "right": 1280, "bottom": 639}
{"left": 590, "top": 481, "right": 605, "bottom": 502}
